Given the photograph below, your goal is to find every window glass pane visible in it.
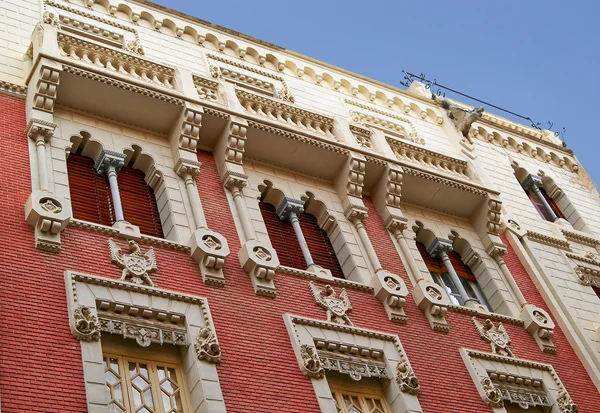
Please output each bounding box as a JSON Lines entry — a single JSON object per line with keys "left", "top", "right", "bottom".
{"left": 128, "top": 361, "right": 155, "bottom": 411}
{"left": 104, "top": 356, "right": 127, "bottom": 413}
{"left": 364, "top": 397, "right": 386, "bottom": 413}
{"left": 342, "top": 394, "right": 364, "bottom": 413}
{"left": 158, "top": 365, "right": 184, "bottom": 413}
{"left": 438, "top": 273, "right": 462, "bottom": 305}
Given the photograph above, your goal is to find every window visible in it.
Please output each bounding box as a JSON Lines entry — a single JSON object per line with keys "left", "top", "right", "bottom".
{"left": 103, "top": 354, "right": 188, "bottom": 413}
{"left": 329, "top": 374, "right": 391, "bottom": 413}
{"left": 332, "top": 391, "right": 390, "bottom": 413}
{"left": 416, "top": 242, "right": 490, "bottom": 310}
{"left": 259, "top": 201, "right": 345, "bottom": 278}
{"left": 539, "top": 187, "right": 566, "bottom": 220}
{"left": 67, "top": 152, "right": 115, "bottom": 226}
{"left": 592, "top": 286, "right": 600, "bottom": 299}
{"left": 118, "top": 166, "right": 164, "bottom": 239}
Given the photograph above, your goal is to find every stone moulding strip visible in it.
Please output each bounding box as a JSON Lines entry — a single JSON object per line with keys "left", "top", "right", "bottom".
{"left": 402, "top": 166, "right": 488, "bottom": 196}
{"left": 45, "top": 0, "right": 137, "bottom": 32}
{"left": 246, "top": 120, "right": 349, "bottom": 155}
{"left": 345, "top": 99, "right": 420, "bottom": 136}
{"left": 566, "top": 252, "right": 600, "bottom": 267}
{"left": 465, "top": 349, "right": 555, "bottom": 371}
{"left": 0, "top": 80, "right": 27, "bottom": 98}
{"left": 447, "top": 304, "right": 524, "bottom": 326}
{"left": 62, "top": 65, "right": 184, "bottom": 106}
{"left": 561, "top": 229, "right": 600, "bottom": 247}
{"left": 277, "top": 266, "right": 373, "bottom": 292}
{"left": 68, "top": 219, "right": 191, "bottom": 252}
{"left": 525, "top": 231, "right": 572, "bottom": 251}
{"left": 290, "top": 315, "right": 400, "bottom": 344}
{"left": 207, "top": 53, "right": 285, "bottom": 81}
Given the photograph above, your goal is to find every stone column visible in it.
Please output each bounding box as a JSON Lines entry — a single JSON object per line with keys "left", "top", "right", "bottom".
{"left": 223, "top": 175, "right": 256, "bottom": 242}
{"left": 428, "top": 238, "right": 477, "bottom": 306}
{"left": 521, "top": 174, "right": 558, "bottom": 222}
{"left": 276, "top": 197, "right": 315, "bottom": 269}
{"left": 94, "top": 150, "right": 127, "bottom": 222}
{"left": 27, "top": 119, "right": 56, "bottom": 192}
{"left": 346, "top": 207, "right": 382, "bottom": 273}
{"left": 488, "top": 246, "right": 528, "bottom": 309}
{"left": 174, "top": 159, "right": 207, "bottom": 230}
{"left": 389, "top": 222, "right": 424, "bottom": 283}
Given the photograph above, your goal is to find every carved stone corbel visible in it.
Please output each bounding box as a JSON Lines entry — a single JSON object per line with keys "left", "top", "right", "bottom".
{"left": 480, "top": 377, "right": 504, "bottom": 408}
{"left": 194, "top": 326, "right": 221, "bottom": 363}
{"left": 557, "top": 390, "right": 578, "bottom": 413}
{"left": 171, "top": 106, "right": 203, "bottom": 152}
{"left": 372, "top": 270, "right": 409, "bottom": 323}
{"left": 25, "top": 188, "right": 71, "bottom": 252}
{"left": 334, "top": 152, "right": 367, "bottom": 216}
{"left": 71, "top": 305, "right": 100, "bottom": 342}
{"left": 521, "top": 305, "right": 556, "bottom": 354}
{"left": 412, "top": 280, "right": 450, "bottom": 332}
{"left": 395, "top": 361, "right": 420, "bottom": 395}
{"left": 238, "top": 239, "right": 280, "bottom": 297}
{"left": 300, "top": 344, "right": 325, "bottom": 379}
{"left": 189, "top": 229, "right": 230, "bottom": 286}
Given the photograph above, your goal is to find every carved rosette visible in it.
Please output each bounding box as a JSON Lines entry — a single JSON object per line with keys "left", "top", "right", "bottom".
{"left": 194, "top": 327, "right": 221, "bottom": 363}
{"left": 300, "top": 344, "right": 325, "bottom": 379}
{"left": 72, "top": 305, "right": 100, "bottom": 342}
{"left": 395, "top": 361, "right": 420, "bottom": 395}
{"left": 557, "top": 390, "right": 578, "bottom": 413}
{"left": 481, "top": 377, "right": 504, "bottom": 408}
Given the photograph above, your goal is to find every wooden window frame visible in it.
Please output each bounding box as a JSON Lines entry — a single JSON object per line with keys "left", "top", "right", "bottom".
{"left": 331, "top": 387, "right": 392, "bottom": 413}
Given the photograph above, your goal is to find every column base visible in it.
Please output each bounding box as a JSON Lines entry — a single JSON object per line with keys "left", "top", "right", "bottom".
{"left": 112, "top": 221, "right": 141, "bottom": 240}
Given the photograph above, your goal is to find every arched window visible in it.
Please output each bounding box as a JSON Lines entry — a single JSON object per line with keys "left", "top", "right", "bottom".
{"left": 67, "top": 152, "right": 164, "bottom": 239}
{"left": 258, "top": 201, "right": 345, "bottom": 278}
{"left": 416, "top": 241, "right": 490, "bottom": 310}
{"left": 67, "top": 152, "right": 115, "bottom": 226}
{"left": 118, "top": 166, "right": 164, "bottom": 239}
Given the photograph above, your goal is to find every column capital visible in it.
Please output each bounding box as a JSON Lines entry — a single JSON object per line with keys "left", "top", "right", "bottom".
{"left": 426, "top": 237, "right": 453, "bottom": 259}
{"left": 486, "top": 243, "right": 508, "bottom": 263}
{"left": 26, "top": 118, "right": 56, "bottom": 142}
{"left": 276, "top": 197, "right": 305, "bottom": 221}
{"left": 222, "top": 170, "right": 248, "bottom": 192}
{"left": 344, "top": 205, "right": 368, "bottom": 224}
{"left": 94, "top": 150, "right": 126, "bottom": 175}
{"left": 174, "top": 158, "right": 202, "bottom": 180}
{"left": 521, "top": 173, "right": 543, "bottom": 192}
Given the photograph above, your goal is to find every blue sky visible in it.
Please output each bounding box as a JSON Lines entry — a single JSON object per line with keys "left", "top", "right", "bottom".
{"left": 153, "top": 0, "right": 599, "bottom": 186}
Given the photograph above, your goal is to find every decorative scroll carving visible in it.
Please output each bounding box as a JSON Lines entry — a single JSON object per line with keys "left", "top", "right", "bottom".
{"left": 387, "top": 137, "right": 471, "bottom": 180}
{"left": 320, "top": 353, "right": 387, "bottom": 381}
{"left": 57, "top": 33, "right": 174, "bottom": 89}
{"left": 108, "top": 238, "right": 158, "bottom": 287}
{"left": 481, "top": 377, "right": 504, "bottom": 408}
{"left": 396, "top": 362, "right": 420, "bottom": 395}
{"left": 124, "top": 38, "right": 144, "bottom": 55}
{"left": 300, "top": 344, "right": 325, "bottom": 379}
{"left": 237, "top": 90, "right": 336, "bottom": 140}
{"left": 440, "top": 99, "right": 484, "bottom": 142}
{"left": 277, "top": 83, "right": 295, "bottom": 103}
{"left": 72, "top": 305, "right": 100, "bottom": 342}
{"left": 472, "top": 318, "right": 515, "bottom": 357}
{"left": 192, "top": 75, "right": 219, "bottom": 102}
{"left": 576, "top": 265, "right": 600, "bottom": 287}
{"left": 195, "top": 327, "right": 221, "bottom": 363}
{"left": 309, "top": 282, "right": 353, "bottom": 325}
{"left": 557, "top": 390, "right": 579, "bottom": 413}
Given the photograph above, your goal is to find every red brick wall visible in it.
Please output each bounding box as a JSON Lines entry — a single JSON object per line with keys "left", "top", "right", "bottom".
{"left": 0, "top": 94, "right": 598, "bottom": 413}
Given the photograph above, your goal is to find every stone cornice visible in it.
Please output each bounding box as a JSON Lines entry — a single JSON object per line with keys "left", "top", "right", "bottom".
{"left": 561, "top": 229, "right": 600, "bottom": 247}
{"left": 289, "top": 315, "right": 397, "bottom": 342}
{"left": 464, "top": 349, "right": 554, "bottom": 371}
{"left": 68, "top": 219, "right": 191, "bottom": 252}
{"left": 277, "top": 266, "right": 373, "bottom": 292}
{"left": 206, "top": 53, "right": 284, "bottom": 81}
{"left": 565, "top": 252, "right": 600, "bottom": 267}
{"left": 45, "top": 0, "right": 137, "bottom": 32}
{"left": 402, "top": 167, "right": 489, "bottom": 197}
{"left": 525, "top": 231, "right": 572, "bottom": 251}
{"left": 447, "top": 305, "right": 524, "bottom": 326}
{"left": 0, "top": 80, "right": 27, "bottom": 98}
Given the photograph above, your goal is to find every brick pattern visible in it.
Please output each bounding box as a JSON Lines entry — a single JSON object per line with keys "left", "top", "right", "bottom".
{"left": 0, "top": 96, "right": 598, "bottom": 412}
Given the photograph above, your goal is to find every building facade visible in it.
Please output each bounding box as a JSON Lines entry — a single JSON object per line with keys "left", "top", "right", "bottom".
{"left": 1, "top": 1, "right": 599, "bottom": 412}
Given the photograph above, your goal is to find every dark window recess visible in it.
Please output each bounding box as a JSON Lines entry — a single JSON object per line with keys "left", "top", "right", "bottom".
{"left": 539, "top": 187, "right": 566, "bottom": 220}
{"left": 592, "top": 286, "right": 600, "bottom": 299}
{"left": 527, "top": 190, "right": 554, "bottom": 221}
{"left": 67, "top": 152, "right": 115, "bottom": 226}
{"left": 118, "top": 166, "right": 164, "bottom": 239}
{"left": 258, "top": 202, "right": 345, "bottom": 278}
{"left": 416, "top": 241, "right": 477, "bottom": 282}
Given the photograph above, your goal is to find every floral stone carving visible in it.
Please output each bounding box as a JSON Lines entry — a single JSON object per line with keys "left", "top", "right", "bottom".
{"left": 395, "top": 361, "right": 420, "bottom": 395}
{"left": 108, "top": 238, "right": 158, "bottom": 287}
{"left": 72, "top": 305, "right": 100, "bottom": 342}
{"left": 195, "top": 327, "right": 221, "bottom": 363}
{"left": 309, "top": 282, "right": 353, "bottom": 325}
{"left": 557, "top": 390, "right": 578, "bottom": 413}
{"left": 481, "top": 377, "right": 504, "bottom": 408}
{"left": 472, "top": 317, "right": 515, "bottom": 357}
{"left": 300, "top": 344, "right": 325, "bottom": 379}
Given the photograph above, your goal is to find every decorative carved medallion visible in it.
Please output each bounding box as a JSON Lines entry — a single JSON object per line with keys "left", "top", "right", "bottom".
{"left": 202, "top": 235, "right": 222, "bottom": 250}
{"left": 194, "top": 327, "right": 221, "bottom": 363}
{"left": 254, "top": 246, "right": 272, "bottom": 261}
{"left": 481, "top": 377, "right": 504, "bottom": 408}
{"left": 395, "top": 362, "right": 420, "bottom": 395}
{"left": 40, "top": 198, "right": 62, "bottom": 213}
{"left": 557, "top": 390, "right": 578, "bottom": 413}
{"left": 309, "top": 281, "right": 353, "bottom": 325}
{"left": 127, "top": 326, "right": 158, "bottom": 347}
{"left": 73, "top": 305, "right": 100, "bottom": 342}
{"left": 472, "top": 317, "right": 515, "bottom": 357}
{"left": 108, "top": 238, "right": 158, "bottom": 287}
{"left": 300, "top": 344, "right": 325, "bottom": 379}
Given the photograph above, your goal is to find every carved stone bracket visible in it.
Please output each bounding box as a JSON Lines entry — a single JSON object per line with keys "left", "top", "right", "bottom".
{"left": 71, "top": 305, "right": 100, "bottom": 342}
{"left": 481, "top": 377, "right": 504, "bottom": 408}
{"left": 25, "top": 190, "right": 71, "bottom": 251}
{"left": 396, "top": 361, "right": 420, "bottom": 395}
{"left": 300, "top": 344, "right": 325, "bottom": 379}
{"left": 238, "top": 240, "right": 280, "bottom": 297}
{"left": 557, "top": 390, "right": 578, "bottom": 413}
{"left": 174, "top": 107, "right": 203, "bottom": 152}
{"left": 32, "top": 64, "right": 61, "bottom": 113}
{"left": 195, "top": 326, "right": 222, "bottom": 363}
{"left": 520, "top": 305, "right": 556, "bottom": 354}
{"left": 189, "top": 229, "right": 230, "bottom": 286}
{"left": 371, "top": 271, "right": 409, "bottom": 323}
{"left": 412, "top": 280, "right": 450, "bottom": 332}
{"left": 222, "top": 119, "right": 248, "bottom": 165}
